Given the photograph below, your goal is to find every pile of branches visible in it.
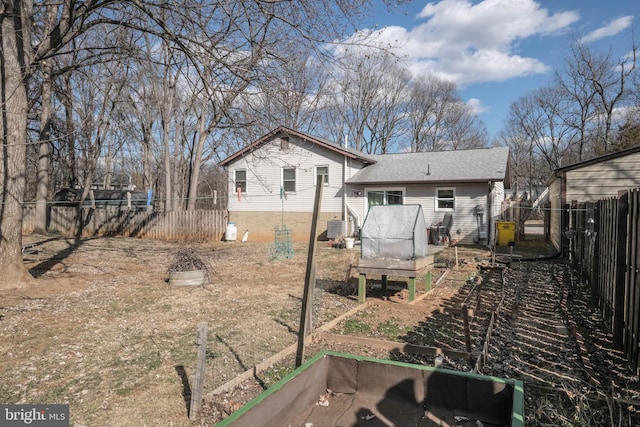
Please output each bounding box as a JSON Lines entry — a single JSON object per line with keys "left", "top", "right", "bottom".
{"left": 167, "top": 248, "right": 211, "bottom": 283}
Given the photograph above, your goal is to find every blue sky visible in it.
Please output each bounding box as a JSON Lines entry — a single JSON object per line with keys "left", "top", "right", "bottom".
{"left": 354, "top": 0, "right": 636, "bottom": 141}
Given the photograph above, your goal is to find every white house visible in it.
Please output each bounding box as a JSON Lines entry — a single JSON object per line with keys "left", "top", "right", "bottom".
{"left": 218, "top": 126, "right": 511, "bottom": 244}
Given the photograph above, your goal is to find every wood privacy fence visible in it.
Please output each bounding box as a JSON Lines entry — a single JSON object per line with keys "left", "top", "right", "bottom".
{"left": 23, "top": 206, "right": 228, "bottom": 242}
{"left": 567, "top": 188, "right": 640, "bottom": 374}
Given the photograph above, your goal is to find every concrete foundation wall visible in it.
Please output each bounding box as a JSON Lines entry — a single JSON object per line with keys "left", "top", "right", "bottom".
{"left": 228, "top": 211, "right": 344, "bottom": 242}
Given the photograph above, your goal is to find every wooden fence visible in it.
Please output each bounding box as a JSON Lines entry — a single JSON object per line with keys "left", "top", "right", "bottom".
{"left": 23, "top": 206, "right": 228, "bottom": 242}
{"left": 568, "top": 188, "right": 640, "bottom": 374}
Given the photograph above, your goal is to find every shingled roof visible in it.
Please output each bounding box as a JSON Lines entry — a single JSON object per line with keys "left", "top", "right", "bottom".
{"left": 218, "top": 126, "right": 377, "bottom": 167}
{"left": 347, "top": 146, "right": 511, "bottom": 188}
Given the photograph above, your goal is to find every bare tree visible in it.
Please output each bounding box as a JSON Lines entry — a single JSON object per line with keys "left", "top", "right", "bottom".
{"left": 506, "top": 85, "right": 577, "bottom": 171}
{"left": 327, "top": 51, "right": 410, "bottom": 153}
{"left": 1, "top": 0, "right": 398, "bottom": 289}
{"left": 407, "top": 75, "right": 488, "bottom": 152}
{"left": 572, "top": 39, "right": 637, "bottom": 153}
{"left": 554, "top": 41, "right": 600, "bottom": 161}
{"left": 248, "top": 46, "right": 331, "bottom": 136}
{"left": 498, "top": 125, "right": 550, "bottom": 203}
{"left": 365, "top": 60, "right": 411, "bottom": 154}
{"left": 0, "top": 0, "right": 33, "bottom": 286}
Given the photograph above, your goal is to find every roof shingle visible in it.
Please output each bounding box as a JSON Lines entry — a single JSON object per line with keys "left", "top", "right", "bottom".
{"left": 346, "top": 146, "right": 510, "bottom": 184}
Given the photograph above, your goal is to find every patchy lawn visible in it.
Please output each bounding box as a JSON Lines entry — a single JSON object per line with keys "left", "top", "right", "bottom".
{"left": 1, "top": 236, "right": 361, "bottom": 426}
{"left": 4, "top": 235, "right": 637, "bottom": 426}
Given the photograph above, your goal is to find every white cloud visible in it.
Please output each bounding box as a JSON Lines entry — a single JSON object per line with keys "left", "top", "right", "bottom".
{"left": 346, "top": 0, "right": 579, "bottom": 86}
{"left": 417, "top": 0, "right": 578, "bottom": 50}
{"left": 466, "top": 98, "right": 488, "bottom": 114}
{"left": 580, "top": 16, "right": 633, "bottom": 43}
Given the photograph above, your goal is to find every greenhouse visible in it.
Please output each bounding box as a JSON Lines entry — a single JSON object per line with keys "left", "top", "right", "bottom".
{"left": 360, "top": 204, "right": 428, "bottom": 260}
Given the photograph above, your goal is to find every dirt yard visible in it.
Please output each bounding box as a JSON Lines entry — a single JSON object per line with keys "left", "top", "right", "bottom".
{"left": 2, "top": 235, "right": 638, "bottom": 426}
{"left": 1, "top": 235, "right": 381, "bottom": 426}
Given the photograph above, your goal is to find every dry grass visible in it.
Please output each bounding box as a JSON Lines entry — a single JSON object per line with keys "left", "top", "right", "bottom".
{"left": 1, "top": 236, "right": 361, "bottom": 426}
{"left": 5, "top": 236, "right": 636, "bottom": 426}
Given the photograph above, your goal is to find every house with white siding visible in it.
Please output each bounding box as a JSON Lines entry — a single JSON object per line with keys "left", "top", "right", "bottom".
{"left": 547, "top": 145, "right": 640, "bottom": 252}
{"left": 218, "top": 126, "right": 511, "bottom": 244}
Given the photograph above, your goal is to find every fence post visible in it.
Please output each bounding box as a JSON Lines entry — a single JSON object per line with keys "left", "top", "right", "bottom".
{"left": 590, "top": 202, "right": 601, "bottom": 309}
{"left": 190, "top": 322, "right": 208, "bottom": 420}
{"left": 612, "top": 192, "right": 628, "bottom": 349}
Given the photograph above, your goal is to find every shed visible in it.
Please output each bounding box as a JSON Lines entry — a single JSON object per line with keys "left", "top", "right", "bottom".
{"left": 548, "top": 145, "right": 640, "bottom": 252}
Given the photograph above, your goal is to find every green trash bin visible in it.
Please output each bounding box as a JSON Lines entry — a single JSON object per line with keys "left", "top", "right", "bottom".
{"left": 496, "top": 221, "right": 516, "bottom": 246}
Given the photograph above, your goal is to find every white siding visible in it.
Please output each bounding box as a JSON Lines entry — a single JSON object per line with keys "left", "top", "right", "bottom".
{"left": 491, "top": 181, "right": 505, "bottom": 244}
{"left": 346, "top": 182, "right": 496, "bottom": 245}
{"left": 226, "top": 135, "right": 367, "bottom": 214}
{"left": 565, "top": 152, "right": 640, "bottom": 202}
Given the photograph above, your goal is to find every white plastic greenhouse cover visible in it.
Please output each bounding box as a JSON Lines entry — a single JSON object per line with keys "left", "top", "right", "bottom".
{"left": 360, "top": 204, "right": 428, "bottom": 260}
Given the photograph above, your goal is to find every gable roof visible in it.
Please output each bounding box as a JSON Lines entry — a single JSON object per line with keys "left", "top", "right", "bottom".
{"left": 346, "top": 146, "right": 511, "bottom": 187}
{"left": 218, "top": 126, "right": 377, "bottom": 167}
{"left": 554, "top": 144, "right": 640, "bottom": 174}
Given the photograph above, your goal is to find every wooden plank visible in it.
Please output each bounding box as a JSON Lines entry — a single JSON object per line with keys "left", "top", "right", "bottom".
{"left": 317, "top": 332, "right": 475, "bottom": 361}
{"left": 631, "top": 190, "right": 640, "bottom": 372}
{"left": 35, "top": 206, "right": 227, "bottom": 242}
{"left": 190, "top": 322, "right": 207, "bottom": 420}
{"left": 591, "top": 200, "right": 602, "bottom": 309}
{"left": 357, "top": 255, "right": 433, "bottom": 271}
{"left": 424, "top": 271, "right": 432, "bottom": 292}
{"left": 462, "top": 303, "right": 472, "bottom": 353}
{"left": 614, "top": 192, "right": 628, "bottom": 348}
{"left": 372, "top": 300, "right": 491, "bottom": 318}
{"left": 356, "top": 267, "right": 426, "bottom": 277}
{"left": 358, "top": 274, "right": 367, "bottom": 303}
{"left": 296, "top": 175, "right": 323, "bottom": 368}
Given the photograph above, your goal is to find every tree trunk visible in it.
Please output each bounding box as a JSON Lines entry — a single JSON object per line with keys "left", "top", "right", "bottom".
{"left": 62, "top": 73, "right": 78, "bottom": 188}
{"left": 162, "top": 94, "right": 173, "bottom": 212}
{"left": 186, "top": 112, "right": 207, "bottom": 211}
{"left": 0, "top": 1, "right": 33, "bottom": 288}
{"left": 34, "top": 61, "right": 52, "bottom": 234}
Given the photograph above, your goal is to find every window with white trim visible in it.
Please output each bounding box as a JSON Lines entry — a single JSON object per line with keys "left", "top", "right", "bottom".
{"left": 315, "top": 166, "right": 329, "bottom": 186}
{"left": 366, "top": 188, "right": 404, "bottom": 208}
{"left": 234, "top": 170, "right": 247, "bottom": 193}
{"left": 435, "top": 187, "right": 455, "bottom": 211}
{"left": 282, "top": 167, "right": 296, "bottom": 192}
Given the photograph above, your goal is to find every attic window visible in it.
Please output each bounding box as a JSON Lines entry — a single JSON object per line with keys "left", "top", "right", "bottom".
{"left": 280, "top": 137, "right": 289, "bottom": 151}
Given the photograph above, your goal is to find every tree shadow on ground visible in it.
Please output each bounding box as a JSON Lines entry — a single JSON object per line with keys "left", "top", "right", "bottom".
{"left": 27, "top": 235, "right": 96, "bottom": 278}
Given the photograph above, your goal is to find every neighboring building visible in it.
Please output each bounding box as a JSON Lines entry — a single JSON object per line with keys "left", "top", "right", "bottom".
{"left": 54, "top": 188, "right": 152, "bottom": 210}
{"left": 218, "top": 126, "right": 511, "bottom": 244}
{"left": 548, "top": 145, "right": 640, "bottom": 252}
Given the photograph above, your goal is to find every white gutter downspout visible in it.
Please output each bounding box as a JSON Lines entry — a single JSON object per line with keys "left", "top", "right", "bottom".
{"left": 346, "top": 201, "right": 360, "bottom": 237}
{"left": 488, "top": 181, "right": 495, "bottom": 246}
{"left": 342, "top": 135, "right": 349, "bottom": 236}
{"left": 342, "top": 134, "right": 360, "bottom": 236}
